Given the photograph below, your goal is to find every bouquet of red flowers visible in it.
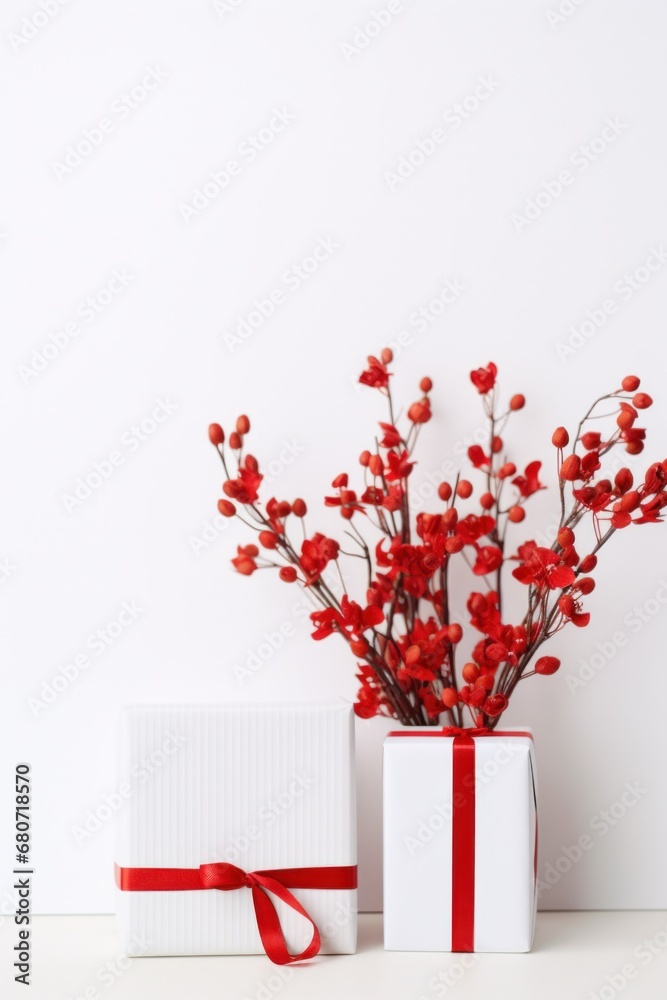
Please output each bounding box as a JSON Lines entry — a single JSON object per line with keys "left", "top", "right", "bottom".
{"left": 209, "top": 352, "right": 665, "bottom": 728}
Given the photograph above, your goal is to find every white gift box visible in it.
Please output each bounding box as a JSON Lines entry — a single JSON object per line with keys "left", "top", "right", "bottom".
{"left": 115, "top": 703, "right": 357, "bottom": 958}
{"left": 383, "top": 728, "right": 537, "bottom": 953}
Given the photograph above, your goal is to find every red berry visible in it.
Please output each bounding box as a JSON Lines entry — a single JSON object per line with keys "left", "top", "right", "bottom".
{"left": 369, "top": 454, "right": 383, "bottom": 477}
{"left": 292, "top": 498, "right": 307, "bottom": 517}
{"left": 279, "top": 566, "right": 297, "bottom": 583}
{"left": 614, "top": 468, "right": 633, "bottom": 493}
{"left": 617, "top": 410, "right": 635, "bottom": 430}
{"left": 552, "top": 427, "right": 569, "bottom": 448}
{"left": 626, "top": 441, "right": 644, "bottom": 455}
{"left": 580, "top": 432, "right": 601, "bottom": 451}
{"left": 236, "top": 415, "right": 250, "bottom": 435}
{"left": 619, "top": 490, "right": 640, "bottom": 512}
{"left": 577, "top": 577, "right": 596, "bottom": 595}
{"left": 350, "top": 639, "right": 368, "bottom": 656}
{"left": 447, "top": 623, "right": 463, "bottom": 643}
{"left": 508, "top": 505, "right": 525, "bottom": 523}
{"left": 438, "top": 482, "right": 452, "bottom": 502}
{"left": 359, "top": 450, "right": 371, "bottom": 467}
{"left": 558, "top": 527, "right": 575, "bottom": 547}
{"left": 259, "top": 530, "right": 278, "bottom": 549}
{"left": 217, "top": 499, "right": 235, "bottom": 517}
{"left": 209, "top": 423, "right": 224, "bottom": 446}
{"left": 492, "top": 435, "right": 503, "bottom": 453}
{"left": 229, "top": 431, "right": 242, "bottom": 450}
{"left": 535, "top": 655, "right": 560, "bottom": 675}
{"left": 559, "top": 454, "right": 581, "bottom": 481}
{"left": 381, "top": 347, "right": 393, "bottom": 364}
{"left": 442, "top": 507, "right": 458, "bottom": 529}
{"left": 408, "top": 400, "right": 431, "bottom": 424}
{"left": 622, "top": 375, "right": 640, "bottom": 392}
{"left": 234, "top": 558, "right": 256, "bottom": 576}
{"left": 420, "top": 376, "right": 433, "bottom": 393}
{"left": 579, "top": 553, "right": 597, "bottom": 573}
{"left": 462, "top": 663, "right": 479, "bottom": 684}
{"left": 456, "top": 480, "right": 473, "bottom": 499}
{"left": 509, "top": 394, "right": 525, "bottom": 411}
{"left": 633, "top": 392, "right": 652, "bottom": 409}
{"left": 498, "top": 462, "right": 516, "bottom": 479}
{"left": 441, "top": 687, "right": 459, "bottom": 708}
{"left": 276, "top": 501, "right": 292, "bottom": 517}
{"left": 480, "top": 492, "right": 495, "bottom": 510}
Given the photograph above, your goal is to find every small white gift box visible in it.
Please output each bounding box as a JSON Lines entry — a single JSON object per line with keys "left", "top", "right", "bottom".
{"left": 383, "top": 728, "right": 537, "bottom": 953}
{"left": 115, "top": 703, "right": 357, "bottom": 961}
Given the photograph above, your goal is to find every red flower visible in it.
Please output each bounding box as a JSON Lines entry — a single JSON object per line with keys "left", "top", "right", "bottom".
{"left": 311, "top": 595, "right": 384, "bottom": 640}
{"left": 325, "top": 488, "right": 364, "bottom": 519}
{"left": 223, "top": 462, "right": 263, "bottom": 504}
{"left": 472, "top": 545, "right": 503, "bottom": 576}
{"left": 634, "top": 493, "right": 667, "bottom": 524}
{"left": 470, "top": 362, "right": 497, "bottom": 395}
{"left": 456, "top": 514, "right": 495, "bottom": 545}
{"left": 379, "top": 423, "right": 402, "bottom": 448}
{"left": 232, "top": 544, "right": 259, "bottom": 575}
{"left": 359, "top": 356, "right": 390, "bottom": 389}
{"left": 468, "top": 445, "right": 490, "bottom": 469}
{"left": 354, "top": 664, "right": 386, "bottom": 719}
{"left": 558, "top": 593, "right": 590, "bottom": 627}
{"left": 484, "top": 693, "right": 508, "bottom": 717}
{"left": 300, "top": 533, "right": 340, "bottom": 583}
{"left": 512, "top": 541, "right": 576, "bottom": 590}
{"left": 512, "top": 461, "right": 544, "bottom": 498}
{"left": 385, "top": 449, "right": 414, "bottom": 481}
{"left": 467, "top": 591, "right": 502, "bottom": 639}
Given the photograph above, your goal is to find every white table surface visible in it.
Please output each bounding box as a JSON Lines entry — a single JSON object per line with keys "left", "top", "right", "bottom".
{"left": 3, "top": 912, "right": 667, "bottom": 999}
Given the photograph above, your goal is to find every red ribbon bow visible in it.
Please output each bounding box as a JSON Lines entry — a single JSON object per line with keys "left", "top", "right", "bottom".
{"left": 115, "top": 861, "right": 357, "bottom": 965}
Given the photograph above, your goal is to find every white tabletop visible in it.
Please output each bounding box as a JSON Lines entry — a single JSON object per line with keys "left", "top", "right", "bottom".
{"left": 3, "top": 912, "right": 667, "bottom": 999}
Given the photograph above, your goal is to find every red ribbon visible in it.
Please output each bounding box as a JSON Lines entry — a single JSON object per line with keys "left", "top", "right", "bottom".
{"left": 388, "top": 726, "right": 535, "bottom": 952}
{"left": 115, "top": 861, "right": 357, "bottom": 965}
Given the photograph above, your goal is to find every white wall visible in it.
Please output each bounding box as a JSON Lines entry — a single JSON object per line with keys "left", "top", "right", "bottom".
{"left": 2, "top": 0, "right": 667, "bottom": 916}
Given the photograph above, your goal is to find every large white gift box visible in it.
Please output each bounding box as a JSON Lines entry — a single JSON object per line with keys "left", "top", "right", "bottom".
{"left": 383, "top": 728, "right": 537, "bottom": 953}
{"left": 115, "top": 703, "right": 357, "bottom": 960}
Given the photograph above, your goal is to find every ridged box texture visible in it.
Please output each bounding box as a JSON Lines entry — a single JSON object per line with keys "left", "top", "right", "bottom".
{"left": 116, "top": 703, "right": 357, "bottom": 956}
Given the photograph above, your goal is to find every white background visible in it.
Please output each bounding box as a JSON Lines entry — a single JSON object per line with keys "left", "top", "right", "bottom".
{"left": 2, "top": 0, "right": 667, "bottom": 918}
